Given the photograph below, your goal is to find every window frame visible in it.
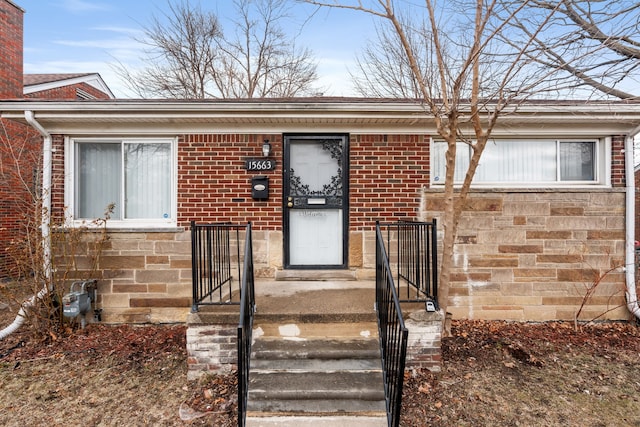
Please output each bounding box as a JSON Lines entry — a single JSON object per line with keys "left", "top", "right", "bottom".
{"left": 65, "top": 137, "right": 178, "bottom": 228}
{"left": 430, "top": 137, "right": 610, "bottom": 188}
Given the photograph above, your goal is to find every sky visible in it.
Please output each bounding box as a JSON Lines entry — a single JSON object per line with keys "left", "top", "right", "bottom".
{"left": 16, "top": 0, "right": 377, "bottom": 98}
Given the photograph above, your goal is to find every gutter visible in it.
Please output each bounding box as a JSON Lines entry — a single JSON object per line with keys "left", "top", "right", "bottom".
{"left": 0, "top": 111, "right": 52, "bottom": 339}
{"left": 625, "top": 125, "right": 640, "bottom": 321}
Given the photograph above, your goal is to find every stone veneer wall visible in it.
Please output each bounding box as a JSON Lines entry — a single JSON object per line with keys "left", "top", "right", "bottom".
{"left": 91, "top": 188, "right": 629, "bottom": 323}
{"left": 422, "top": 189, "right": 629, "bottom": 321}
{"left": 95, "top": 228, "right": 377, "bottom": 323}
{"left": 94, "top": 229, "right": 287, "bottom": 323}
{"left": 96, "top": 231, "right": 192, "bottom": 323}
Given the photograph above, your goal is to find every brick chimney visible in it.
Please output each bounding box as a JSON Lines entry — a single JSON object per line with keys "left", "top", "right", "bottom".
{"left": 0, "top": 0, "right": 24, "bottom": 99}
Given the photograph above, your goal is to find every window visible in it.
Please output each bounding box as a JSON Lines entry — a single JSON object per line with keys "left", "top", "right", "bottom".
{"left": 431, "top": 139, "right": 604, "bottom": 186}
{"left": 70, "top": 138, "right": 176, "bottom": 225}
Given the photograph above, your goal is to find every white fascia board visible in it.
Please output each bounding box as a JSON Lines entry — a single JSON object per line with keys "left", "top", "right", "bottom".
{"left": 2, "top": 100, "right": 640, "bottom": 136}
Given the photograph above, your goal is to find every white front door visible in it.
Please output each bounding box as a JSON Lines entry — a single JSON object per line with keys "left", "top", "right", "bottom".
{"left": 284, "top": 135, "right": 348, "bottom": 268}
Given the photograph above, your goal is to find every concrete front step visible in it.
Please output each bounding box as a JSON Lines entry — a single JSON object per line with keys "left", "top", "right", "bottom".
{"left": 245, "top": 415, "right": 388, "bottom": 427}
{"left": 274, "top": 269, "right": 358, "bottom": 281}
{"left": 247, "top": 399, "right": 386, "bottom": 415}
{"left": 247, "top": 372, "right": 386, "bottom": 415}
{"left": 251, "top": 337, "right": 380, "bottom": 360}
{"left": 247, "top": 324, "right": 386, "bottom": 420}
{"left": 251, "top": 357, "right": 382, "bottom": 371}
{"left": 249, "top": 371, "right": 385, "bottom": 401}
{"left": 253, "top": 321, "right": 378, "bottom": 339}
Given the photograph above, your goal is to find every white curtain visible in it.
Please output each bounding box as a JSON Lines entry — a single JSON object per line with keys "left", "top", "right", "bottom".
{"left": 125, "top": 143, "right": 171, "bottom": 219}
{"left": 433, "top": 140, "right": 594, "bottom": 184}
{"left": 76, "top": 141, "right": 171, "bottom": 220}
{"left": 560, "top": 142, "right": 594, "bottom": 181}
{"left": 475, "top": 140, "right": 556, "bottom": 182}
{"left": 76, "top": 143, "right": 121, "bottom": 219}
{"left": 432, "top": 142, "right": 470, "bottom": 183}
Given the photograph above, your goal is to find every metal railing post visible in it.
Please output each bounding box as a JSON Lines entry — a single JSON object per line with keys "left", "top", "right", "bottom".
{"left": 380, "top": 221, "right": 439, "bottom": 307}
{"left": 237, "top": 223, "right": 255, "bottom": 427}
{"left": 191, "top": 222, "right": 244, "bottom": 310}
{"left": 376, "top": 222, "right": 409, "bottom": 427}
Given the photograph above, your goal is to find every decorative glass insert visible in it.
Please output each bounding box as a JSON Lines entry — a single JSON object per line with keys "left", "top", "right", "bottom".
{"left": 289, "top": 139, "right": 343, "bottom": 197}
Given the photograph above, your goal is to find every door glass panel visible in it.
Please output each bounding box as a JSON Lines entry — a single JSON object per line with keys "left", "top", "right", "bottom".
{"left": 289, "top": 209, "right": 342, "bottom": 265}
{"left": 290, "top": 140, "right": 342, "bottom": 198}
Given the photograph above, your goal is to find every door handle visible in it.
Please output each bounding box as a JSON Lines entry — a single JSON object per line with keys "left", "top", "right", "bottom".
{"left": 287, "top": 202, "right": 293, "bottom": 208}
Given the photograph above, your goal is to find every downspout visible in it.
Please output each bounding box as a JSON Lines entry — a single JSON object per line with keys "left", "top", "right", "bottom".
{"left": 0, "top": 111, "right": 52, "bottom": 339}
{"left": 624, "top": 126, "right": 640, "bottom": 321}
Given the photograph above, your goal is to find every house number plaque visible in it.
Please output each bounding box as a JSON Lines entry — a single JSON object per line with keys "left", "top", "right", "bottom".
{"left": 245, "top": 158, "right": 276, "bottom": 171}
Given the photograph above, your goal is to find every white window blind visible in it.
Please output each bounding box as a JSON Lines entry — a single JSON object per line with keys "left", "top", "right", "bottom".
{"left": 75, "top": 140, "right": 173, "bottom": 221}
{"left": 432, "top": 139, "right": 598, "bottom": 186}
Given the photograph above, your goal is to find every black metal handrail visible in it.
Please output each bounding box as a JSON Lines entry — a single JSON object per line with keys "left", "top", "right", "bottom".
{"left": 237, "top": 223, "right": 255, "bottom": 427}
{"left": 383, "top": 220, "right": 438, "bottom": 307}
{"left": 191, "top": 221, "right": 243, "bottom": 311}
{"left": 376, "top": 222, "right": 409, "bottom": 427}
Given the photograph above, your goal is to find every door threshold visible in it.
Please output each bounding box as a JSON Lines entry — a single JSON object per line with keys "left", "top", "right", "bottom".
{"left": 275, "top": 269, "right": 357, "bottom": 281}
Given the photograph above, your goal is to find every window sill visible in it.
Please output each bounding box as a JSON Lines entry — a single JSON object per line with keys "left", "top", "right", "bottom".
{"left": 423, "top": 186, "right": 621, "bottom": 193}
{"left": 66, "top": 221, "right": 184, "bottom": 233}
{"left": 102, "top": 226, "right": 185, "bottom": 233}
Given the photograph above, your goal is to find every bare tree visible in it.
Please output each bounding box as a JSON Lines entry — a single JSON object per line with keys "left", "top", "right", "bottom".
{"left": 116, "top": 1, "right": 222, "bottom": 98}
{"left": 351, "top": 17, "right": 436, "bottom": 98}
{"left": 215, "top": 0, "right": 319, "bottom": 98}
{"left": 351, "top": 1, "right": 640, "bottom": 100}
{"left": 503, "top": 0, "right": 640, "bottom": 100}
{"left": 117, "top": 0, "right": 318, "bottom": 98}
{"left": 304, "top": 0, "right": 571, "bottom": 324}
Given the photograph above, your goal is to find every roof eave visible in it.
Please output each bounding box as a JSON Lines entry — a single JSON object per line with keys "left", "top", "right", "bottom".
{"left": 2, "top": 99, "right": 640, "bottom": 136}
{"left": 23, "top": 74, "right": 116, "bottom": 99}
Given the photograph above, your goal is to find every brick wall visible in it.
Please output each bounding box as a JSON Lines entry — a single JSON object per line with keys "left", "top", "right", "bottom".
{"left": 349, "top": 134, "right": 430, "bottom": 229}
{"left": 50, "top": 134, "right": 66, "bottom": 221}
{"left": 0, "top": 120, "right": 40, "bottom": 277}
{"left": 404, "top": 310, "right": 442, "bottom": 371}
{"left": 611, "top": 135, "right": 626, "bottom": 187}
{"left": 186, "top": 323, "right": 238, "bottom": 379}
{"left": 177, "top": 133, "right": 429, "bottom": 229}
{"left": 0, "top": 0, "right": 23, "bottom": 99}
{"left": 177, "top": 133, "right": 282, "bottom": 228}
{"left": 0, "top": 0, "right": 29, "bottom": 277}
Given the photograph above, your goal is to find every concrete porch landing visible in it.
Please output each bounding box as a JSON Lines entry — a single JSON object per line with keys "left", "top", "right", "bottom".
{"left": 252, "top": 279, "right": 376, "bottom": 322}
{"left": 186, "top": 278, "right": 379, "bottom": 324}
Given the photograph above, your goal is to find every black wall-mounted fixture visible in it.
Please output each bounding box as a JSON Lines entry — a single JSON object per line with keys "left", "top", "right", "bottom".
{"left": 251, "top": 175, "right": 269, "bottom": 200}
{"left": 262, "top": 139, "right": 271, "bottom": 157}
